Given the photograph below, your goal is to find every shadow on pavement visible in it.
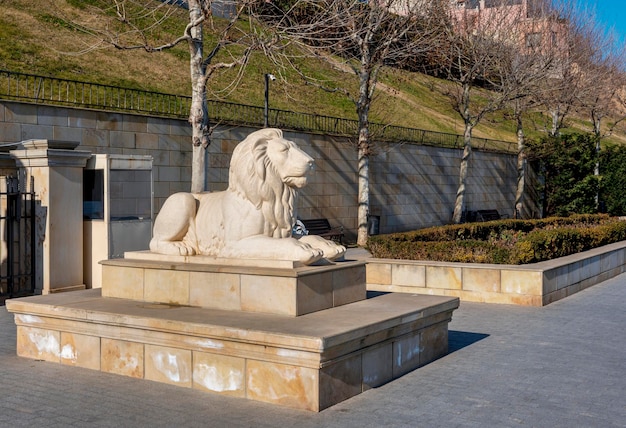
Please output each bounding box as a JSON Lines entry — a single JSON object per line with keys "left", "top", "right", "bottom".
{"left": 448, "top": 330, "right": 489, "bottom": 353}
{"left": 367, "top": 291, "right": 389, "bottom": 298}
{"left": 366, "top": 292, "right": 490, "bottom": 353}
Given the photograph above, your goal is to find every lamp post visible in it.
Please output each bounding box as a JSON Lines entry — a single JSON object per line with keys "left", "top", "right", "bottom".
{"left": 264, "top": 73, "right": 275, "bottom": 128}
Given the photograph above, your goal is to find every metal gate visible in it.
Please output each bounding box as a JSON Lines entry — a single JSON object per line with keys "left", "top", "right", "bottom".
{"left": 0, "top": 175, "right": 36, "bottom": 302}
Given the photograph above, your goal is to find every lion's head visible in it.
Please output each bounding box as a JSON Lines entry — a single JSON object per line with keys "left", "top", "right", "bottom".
{"left": 228, "top": 128, "right": 314, "bottom": 239}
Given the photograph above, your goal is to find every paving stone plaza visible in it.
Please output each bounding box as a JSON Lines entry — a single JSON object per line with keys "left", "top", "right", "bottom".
{"left": 1, "top": 267, "right": 624, "bottom": 427}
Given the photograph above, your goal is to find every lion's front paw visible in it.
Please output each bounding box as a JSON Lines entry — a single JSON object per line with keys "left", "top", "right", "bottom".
{"left": 326, "top": 244, "right": 346, "bottom": 261}
{"left": 150, "top": 239, "right": 196, "bottom": 256}
{"left": 293, "top": 241, "right": 324, "bottom": 264}
{"left": 298, "top": 235, "right": 346, "bottom": 261}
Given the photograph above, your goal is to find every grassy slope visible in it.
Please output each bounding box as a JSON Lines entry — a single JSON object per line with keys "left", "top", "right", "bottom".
{"left": 1, "top": 0, "right": 625, "bottom": 144}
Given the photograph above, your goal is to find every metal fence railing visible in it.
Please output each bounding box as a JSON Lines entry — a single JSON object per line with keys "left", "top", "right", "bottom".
{"left": 0, "top": 69, "right": 191, "bottom": 118}
{"left": 0, "top": 69, "right": 517, "bottom": 153}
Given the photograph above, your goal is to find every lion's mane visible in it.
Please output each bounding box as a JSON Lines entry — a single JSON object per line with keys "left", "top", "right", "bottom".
{"left": 227, "top": 128, "right": 296, "bottom": 239}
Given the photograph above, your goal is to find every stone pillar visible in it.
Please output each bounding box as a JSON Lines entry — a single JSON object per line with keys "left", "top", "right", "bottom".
{"left": 11, "top": 140, "right": 91, "bottom": 294}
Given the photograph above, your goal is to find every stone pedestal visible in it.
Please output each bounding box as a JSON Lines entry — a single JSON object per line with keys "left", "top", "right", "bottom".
{"left": 7, "top": 287, "right": 458, "bottom": 411}
{"left": 102, "top": 252, "right": 366, "bottom": 316}
{"left": 10, "top": 140, "right": 92, "bottom": 294}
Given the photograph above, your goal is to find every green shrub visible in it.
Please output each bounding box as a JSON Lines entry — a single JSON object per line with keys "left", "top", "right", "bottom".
{"left": 528, "top": 134, "right": 599, "bottom": 217}
{"left": 599, "top": 144, "right": 626, "bottom": 216}
{"left": 367, "top": 215, "right": 626, "bottom": 265}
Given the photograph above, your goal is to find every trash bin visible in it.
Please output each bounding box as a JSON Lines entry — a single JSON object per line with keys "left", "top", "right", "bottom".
{"left": 368, "top": 215, "right": 380, "bottom": 235}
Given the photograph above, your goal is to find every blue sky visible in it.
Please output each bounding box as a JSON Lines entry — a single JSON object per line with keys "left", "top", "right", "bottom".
{"left": 587, "top": 0, "right": 626, "bottom": 44}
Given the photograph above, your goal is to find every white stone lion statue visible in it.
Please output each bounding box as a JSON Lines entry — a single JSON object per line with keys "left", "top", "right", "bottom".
{"left": 149, "top": 128, "right": 346, "bottom": 265}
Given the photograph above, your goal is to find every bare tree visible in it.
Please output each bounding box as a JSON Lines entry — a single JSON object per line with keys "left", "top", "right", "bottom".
{"left": 507, "top": 68, "right": 555, "bottom": 219}
{"left": 528, "top": 2, "right": 626, "bottom": 212}
{"left": 60, "top": 0, "right": 264, "bottom": 193}
{"left": 612, "top": 77, "right": 626, "bottom": 135}
{"left": 574, "top": 28, "right": 626, "bottom": 211}
{"left": 499, "top": 0, "right": 567, "bottom": 218}
{"left": 576, "top": 32, "right": 625, "bottom": 139}
{"left": 443, "top": 0, "right": 529, "bottom": 223}
{"left": 533, "top": 1, "right": 614, "bottom": 138}
{"left": 261, "top": 0, "right": 447, "bottom": 245}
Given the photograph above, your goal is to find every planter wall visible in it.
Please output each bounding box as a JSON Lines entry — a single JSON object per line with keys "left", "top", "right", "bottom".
{"left": 366, "top": 241, "right": 626, "bottom": 306}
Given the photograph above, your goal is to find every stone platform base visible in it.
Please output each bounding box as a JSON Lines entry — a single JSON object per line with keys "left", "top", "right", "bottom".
{"left": 6, "top": 290, "right": 459, "bottom": 411}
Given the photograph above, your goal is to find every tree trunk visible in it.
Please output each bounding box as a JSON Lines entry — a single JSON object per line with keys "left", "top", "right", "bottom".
{"left": 356, "top": 127, "right": 370, "bottom": 247}
{"left": 593, "top": 116, "right": 602, "bottom": 139}
{"left": 514, "top": 115, "right": 526, "bottom": 219}
{"left": 355, "top": 60, "right": 373, "bottom": 247}
{"left": 452, "top": 121, "right": 473, "bottom": 224}
{"left": 550, "top": 107, "right": 560, "bottom": 137}
{"left": 594, "top": 137, "right": 600, "bottom": 210}
{"left": 188, "top": 0, "right": 210, "bottom": 193}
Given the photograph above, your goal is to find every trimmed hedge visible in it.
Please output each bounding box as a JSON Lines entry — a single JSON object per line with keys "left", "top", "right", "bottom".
{"left": 367, "top": 214, "right": 626, "bottom": 264}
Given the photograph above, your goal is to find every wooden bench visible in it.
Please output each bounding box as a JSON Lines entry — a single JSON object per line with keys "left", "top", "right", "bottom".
{"left": 476, "top": 209, "right": 506, "bottom": 222}
{"left": 300, "top": 218, "right": 344, "bottom": 243}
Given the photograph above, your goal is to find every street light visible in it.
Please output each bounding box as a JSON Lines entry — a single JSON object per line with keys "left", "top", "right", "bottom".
{"left": 264, "top": 73, "right": 276, "bottom": 128}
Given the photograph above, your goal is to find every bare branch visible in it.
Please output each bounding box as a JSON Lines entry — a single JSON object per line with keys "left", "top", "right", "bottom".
{"left": 259, "top": 0, "right": 449, "bottom": 244}
{"left": 54, "top": 0, "right": 267, "bottom": 192}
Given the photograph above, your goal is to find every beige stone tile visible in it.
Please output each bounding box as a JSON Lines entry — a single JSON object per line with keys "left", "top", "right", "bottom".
{"left": 189, "top": 272, "right": 241, "bottom": 310}
{"left": 392, "top": 333, "right": 421, "bottom": 378}
{"left": 101, "top": 338, "right": 144, "bottom": 379}
{"left": 124, "top": 251, "right": 179, "bottom": 263}
{"left": 568, "top": 261, "right": 582, "bottom": 287}
{"left": 366, "top": 262, "right": 391, "bottom": 285}
{"left": 543, "top": 268, "right": 558, "bottom": 294}
{"left": 554, "top": 265, "right": 570, "bottom": 291}
{"left": 362, "top": 344, "right": 393, "bottom": 390}
{"left": 297, "top": 271, "right": 333, "bottom": 315}
{"left": 144, "top": 269, "right": 190, "bottom": 305}
{"left": 124, "top": 251, "right": 300, "bottom": 269}
{"left": 60, "top": 332, "right": 100, "bottom": 370}
{"left": 543, "top": 288, "right": 568, "bottom": 305}
{"left": 333, "top": 264, "right": 366, "bottom": 307}
{"left": 102, "top": 265, "right": 144, "bottom": 300}
{"left": 566, "top": 282, "right": 583, "bottom": 296}
{"left": 392, "top": 264, "right": 426, "bottom": 287}
{"left": 319, "top": 354, "right": 362, "bottom": 410}
{"left": 579, "top": 276, "right": 596, "bottom": 291}
{"left": 240, "top": 275, "right": 297, "bottom": 315}
{"left": 510, "top": 294, "right": 543, "bottom": 306}
{"left": 247, "top": 360, "right": 319, "bottom": 411}
{"left": 145, "top": 344, "right": 192, "bottom": 387}
{"left": 582, "top": 255, "right": 602, "bottom": 280}
{"left": 609, "top": 266, "right": 623, "bottom": 279}
{"left": 366, "top": 283, "right": 428, "bottom": 294}
{"left": 601, "top": 250, "right": 620, "bottom": 273}
{"left": 426, "top": 266, "right": 462, "bottom": 290}
{"left": 16, "top": 326, "right": 60, "bottom": 363}
{"left": 419, "top": 323, "right": 448, "bottom": 366}
{"left": 598, "top": 271, "right": 612, "bottom": 283}
{"left": 501, "top": 270, "right": 542, "bottom": 296}
{"left": 462, "top": 268, "right": 501, "bottom": 293}
{"left": 460, "top": 290, "right": 542, "bottom": 306}
{"left": 192, "top": 351, "right": 246, "bottom": 398}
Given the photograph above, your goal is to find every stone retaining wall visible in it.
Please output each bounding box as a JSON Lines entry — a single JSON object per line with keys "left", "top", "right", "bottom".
{"left": 366, "top": 241, "right": 626, "bottom": 306}
{"left": 0, "top": 101, "right": 536, "bottom": 241}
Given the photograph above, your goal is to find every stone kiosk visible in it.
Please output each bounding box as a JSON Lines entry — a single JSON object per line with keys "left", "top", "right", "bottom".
{"left": 6, "top": 129, "right": 459, "bottom": 411}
